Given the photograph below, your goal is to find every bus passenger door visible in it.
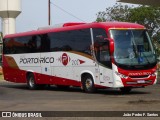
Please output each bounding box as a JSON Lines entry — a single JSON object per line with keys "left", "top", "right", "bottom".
{"left": 95, "top": 41, "right": 113, "bottom": 87}
{"left": 91, "top": 28, "right": 113, "bottom": 87}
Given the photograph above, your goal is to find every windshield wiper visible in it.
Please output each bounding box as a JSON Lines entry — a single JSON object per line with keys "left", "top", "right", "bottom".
{"left": 130, "top": 31, "right": 139, "bottom": 58}
{"left": 141, "top": 52, "right": 151, "bottom": 64}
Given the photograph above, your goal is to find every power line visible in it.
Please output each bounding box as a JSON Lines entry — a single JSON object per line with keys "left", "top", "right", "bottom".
{"left": 50, "top": 2, "right": 85, "bottom": 22}
{"left": 48, "top": 0, "right": 51, "bottom": 25}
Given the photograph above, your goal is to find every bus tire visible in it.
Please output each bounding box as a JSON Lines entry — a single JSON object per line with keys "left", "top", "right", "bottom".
{"left": 120, "top": 87, "right": 132, "bottom": 94}
{"left": 27, "top": 73, "right": 38, "bottom": 90}
{"left": 82, "top": 75, "right": 96, "bottom": 93}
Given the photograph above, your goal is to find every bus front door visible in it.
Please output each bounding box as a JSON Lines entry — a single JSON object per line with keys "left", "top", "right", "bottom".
{"left": 95, "top": 41, "right": 113, "bottom": 87}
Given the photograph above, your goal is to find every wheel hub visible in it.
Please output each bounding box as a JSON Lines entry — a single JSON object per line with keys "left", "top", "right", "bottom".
{"left": 85, "top": 78, "right": 92, "bottom": 89}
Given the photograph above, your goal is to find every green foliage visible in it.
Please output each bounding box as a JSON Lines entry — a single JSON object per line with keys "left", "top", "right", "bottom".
{"left": 96, "top": 3, "right": 160, "bottom": 55}
{"left": 128, "top": 6, "right": 160, "bottom": 37}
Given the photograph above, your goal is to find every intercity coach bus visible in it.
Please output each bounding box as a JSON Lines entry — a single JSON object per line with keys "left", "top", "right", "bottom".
{"left": 2, "top": 22, "right": 157, "bottom": 93}
{"left": 0, "top": 32, "right": 3, "bottom": 66}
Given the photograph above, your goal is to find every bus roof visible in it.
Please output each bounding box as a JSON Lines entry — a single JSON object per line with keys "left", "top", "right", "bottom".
{"left": 4, "top": 22, "right": 145, "bottom": 38}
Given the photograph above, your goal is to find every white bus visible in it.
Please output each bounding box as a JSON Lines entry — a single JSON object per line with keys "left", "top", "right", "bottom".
{"left": 0, "top": 32, "right": 3, "bottom": 66}
{"left": 2, "top": 22, "right": 157, "bottom": 93}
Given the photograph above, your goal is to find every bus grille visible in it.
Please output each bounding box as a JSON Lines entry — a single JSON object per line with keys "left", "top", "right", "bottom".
{"left": 129, "top": 75, "right": 149, "bottom": 78}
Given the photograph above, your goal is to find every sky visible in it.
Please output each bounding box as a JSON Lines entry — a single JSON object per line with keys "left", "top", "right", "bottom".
{"left": 0, "top": 0, "right": 128, "bottom": 33}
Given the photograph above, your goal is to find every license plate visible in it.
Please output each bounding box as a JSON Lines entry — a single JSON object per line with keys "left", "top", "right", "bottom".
{"left": 137, "top": 80, "right": 145, "bottom": 84}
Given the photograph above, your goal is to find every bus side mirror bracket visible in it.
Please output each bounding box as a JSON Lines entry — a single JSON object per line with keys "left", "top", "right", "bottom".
{"left": 104, "top": 38, "right": 114, "bottom": 55}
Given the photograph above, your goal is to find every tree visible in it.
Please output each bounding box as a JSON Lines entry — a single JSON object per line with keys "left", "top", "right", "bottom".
{"left": 96, "top": 3, "right": 131, "bottom": 22}
{"left": 96, "top": 3, "right": 160, "bottom": 54}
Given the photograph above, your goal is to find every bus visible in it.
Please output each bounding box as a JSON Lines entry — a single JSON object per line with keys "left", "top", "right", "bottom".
{"left": 2, "top": 22, "right": 157, "bottom": 93}
{"left": 0, "top": 32, "right": 3, "bottom": 66}
{"left": 0, "top": 32, "right": 3, "bottom": 75}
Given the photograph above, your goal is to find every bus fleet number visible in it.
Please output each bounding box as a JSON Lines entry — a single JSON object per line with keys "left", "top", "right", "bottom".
{"left": 72, "top": 60, "right": 79, "bottom": 66}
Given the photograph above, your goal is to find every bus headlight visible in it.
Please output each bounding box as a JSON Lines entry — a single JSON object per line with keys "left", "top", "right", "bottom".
{"left": 115, "top": 71, "right": 128, "bottom": 79}
{"left": 151, "top": 72, "right": 157, "bottom": 77}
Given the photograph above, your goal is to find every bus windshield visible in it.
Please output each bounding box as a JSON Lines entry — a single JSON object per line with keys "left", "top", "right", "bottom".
{"left": 110, "top": 29, "right": 156, "bottom": 69}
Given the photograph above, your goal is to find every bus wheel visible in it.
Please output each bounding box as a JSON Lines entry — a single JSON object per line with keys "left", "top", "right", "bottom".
{"left": 27, "top": 73, "right": 38, "bottom": 90}
{"left": 120, "top": 87, "right": 132, "bottom": 94}
{"left": 82, "top": 75, "right": 95, "bottom": 93}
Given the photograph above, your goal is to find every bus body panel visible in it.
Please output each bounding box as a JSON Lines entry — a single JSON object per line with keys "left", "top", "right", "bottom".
{"left": 98, "top": 65, "right": 114, "bottom": 88}
{"left": 3, "top": 51, "right": 116, "bottom": 88}
{"left": 112, "top": 63, "right": 157, "bottom": 88}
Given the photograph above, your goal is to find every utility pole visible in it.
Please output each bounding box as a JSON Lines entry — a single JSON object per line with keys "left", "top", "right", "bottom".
{"left": 48, "top": 0, "right": 51, "bottom": 25}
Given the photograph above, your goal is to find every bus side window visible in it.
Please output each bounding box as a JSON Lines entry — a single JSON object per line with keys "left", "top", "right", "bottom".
{"left": 72, "top": 29, "right": 91, "bottom": 55}
{"left": 36, "top": 35, "right": 41, "bottom": 52}
{"left": 100, "top": 45, "right": 110, "bottom": 62}
{"left": 93, "top": 41, "right": 111, "bottom": 67}
{"left": 41, "top": 34, "right": 50, "bottom": 52}
{"left": 49, "top": 29, "right": 91, "bottom": 54}
{"left": 27, "top": 35, "right": 43, "bottom": 53}
{"left": 28, "top": 36, "right": 37, "bottom": 53}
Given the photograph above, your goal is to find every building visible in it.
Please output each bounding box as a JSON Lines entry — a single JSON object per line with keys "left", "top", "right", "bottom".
{"left": 117, "top": 0, "right": 160, "bottom": 6}
{"left": 0, "top": 0, "right": 21, "bottom": 36}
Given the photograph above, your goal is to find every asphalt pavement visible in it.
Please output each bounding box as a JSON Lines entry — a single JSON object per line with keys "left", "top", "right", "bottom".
{"left": 0, "top": 80, "right": 160, "bottom": 120}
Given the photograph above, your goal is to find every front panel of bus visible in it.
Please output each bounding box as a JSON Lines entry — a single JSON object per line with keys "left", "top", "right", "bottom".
{"left": 110, "top": 29, "right": 157, "bottom": 88}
